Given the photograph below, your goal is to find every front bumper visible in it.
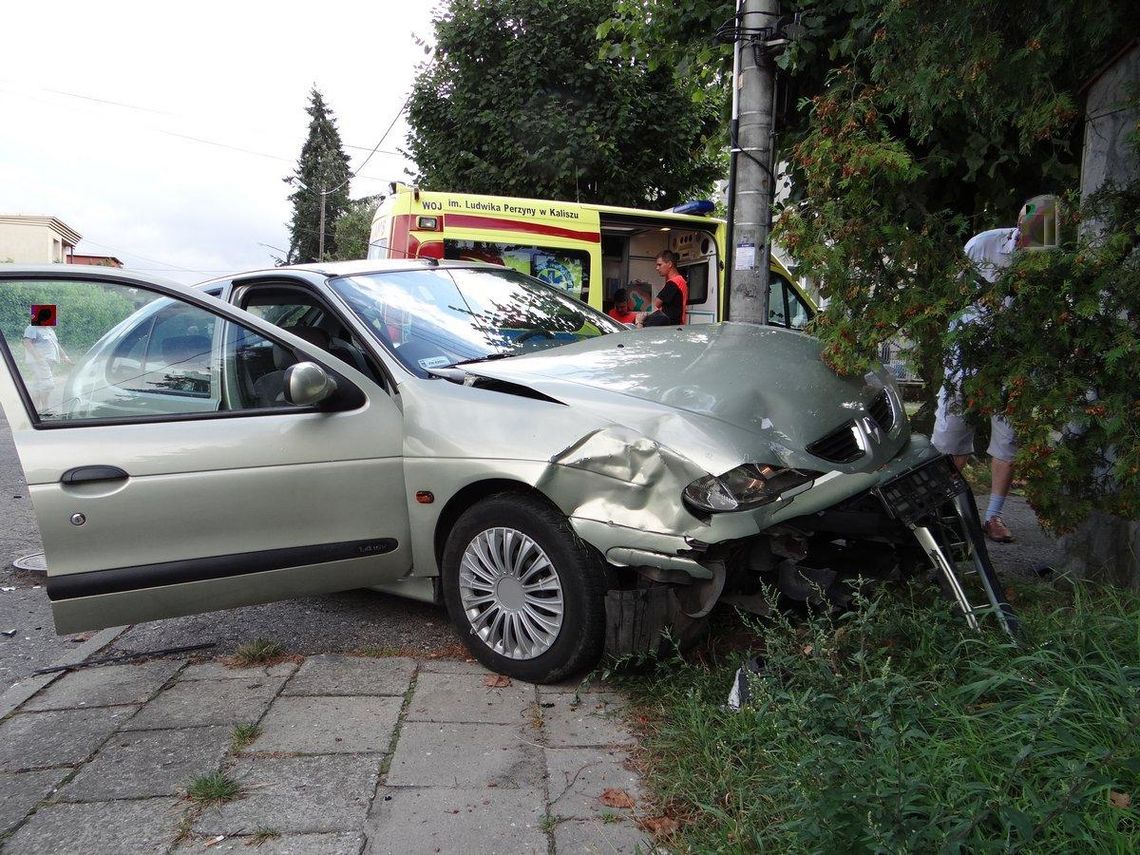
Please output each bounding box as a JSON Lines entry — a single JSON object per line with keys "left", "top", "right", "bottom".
{"left": 569, "top": 435, "right": 942, "bottom": 578}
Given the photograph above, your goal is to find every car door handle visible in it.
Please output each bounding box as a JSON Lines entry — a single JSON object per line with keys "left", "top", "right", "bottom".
{"left": 60, "top": 466, "right": 130, "bottom": 485}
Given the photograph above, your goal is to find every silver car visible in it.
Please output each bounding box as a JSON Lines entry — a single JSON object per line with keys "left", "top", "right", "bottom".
{"left": 0, "top": 262, "right": 1013, "bottom": 682}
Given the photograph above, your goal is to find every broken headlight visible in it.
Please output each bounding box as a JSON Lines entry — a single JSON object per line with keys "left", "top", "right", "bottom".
{"left": 683, "top": 464, "right": 822, "bottom": 513}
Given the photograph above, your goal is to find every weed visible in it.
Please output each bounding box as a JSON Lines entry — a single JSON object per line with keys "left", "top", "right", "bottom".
{"left": 601, "top": 811, "right": 622, "bottom": 824}
{"left": 539, "top": 814, "right": 566, "bottom": 833}
{"left": 229, "top": 638, "right": 284, "bottom": 667}
{"left": 186, "top": 772, "right": 242, "bottom": 806}
{"left": 231, "top": 722, "right": 261, "bottom": 752}
{"left": 528, "top": 701, "right": 545, "bottom": 732}
{"left": 617, "top": 581, "right": 1140, "bottom": 852}
{"left": 172, "top": 814, "right": 194, "bottom": 844}
{"left": 248, "top": 826, "right": 281, "bottom": 846}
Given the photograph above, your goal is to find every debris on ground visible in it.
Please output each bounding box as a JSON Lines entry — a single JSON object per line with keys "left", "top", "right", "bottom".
{"left": 600, "top": 787, "right": 636, "bottom": 808}
{"left": 726, "top": 655, "right": 767, "bottom": 711}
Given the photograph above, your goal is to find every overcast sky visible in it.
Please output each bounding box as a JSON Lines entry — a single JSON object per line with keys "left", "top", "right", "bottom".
{"left": 1, "top": 1, "right": 438, "bottom": 284}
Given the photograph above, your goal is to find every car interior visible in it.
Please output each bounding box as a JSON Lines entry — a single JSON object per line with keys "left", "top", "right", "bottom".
{"left": 234, "top": 284, "right": 388, "bottom": 401}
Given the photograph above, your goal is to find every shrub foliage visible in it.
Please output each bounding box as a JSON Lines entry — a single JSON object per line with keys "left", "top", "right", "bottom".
{"left": 0, "top": 282, "right": 136, "bottom": 357}
{"left": 621, "top": 587, "right": 1140, "bottom": 852}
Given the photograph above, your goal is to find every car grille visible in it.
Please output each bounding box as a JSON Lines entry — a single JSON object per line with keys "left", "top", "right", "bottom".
{"left": 806, "top": 420, "right": 863, "bottom": 463}
{"left": 869, "top": 389, "right": 894, "bottom": 431}
{"left": 807, "top": 391, "right": 896, "bottom": 464}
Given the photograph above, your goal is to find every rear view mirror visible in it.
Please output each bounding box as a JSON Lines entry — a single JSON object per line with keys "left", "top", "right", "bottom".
{"left": 284, "top": 361, "right": 338, "bottom": 407}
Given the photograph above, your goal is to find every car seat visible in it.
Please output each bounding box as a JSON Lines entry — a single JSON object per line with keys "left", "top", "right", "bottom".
{"left": 252, "top": 326, "right": 331, "bottom": 407}
{"left": 328, "top": 334, "right": 372, "bottom": 377}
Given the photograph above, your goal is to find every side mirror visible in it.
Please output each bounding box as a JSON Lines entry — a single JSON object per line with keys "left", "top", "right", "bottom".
{"left": 284, "top": 361, "right": 338, "bottom": 407}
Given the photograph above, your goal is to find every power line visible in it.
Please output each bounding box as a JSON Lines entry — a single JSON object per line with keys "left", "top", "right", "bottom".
{"left": 76, "top": 238, "right": 207, "bottom": 274}
{"left": 4, "top": 83, "right": 410, "bottom": 179}
{"left": 42, "top": 86, "right": 173, "bottom": 115}
{"left": 323, "top": 93, "right": 413, "bottom": 196}
{"left": 159, "top": 130, "right": 292, "bottom": 163}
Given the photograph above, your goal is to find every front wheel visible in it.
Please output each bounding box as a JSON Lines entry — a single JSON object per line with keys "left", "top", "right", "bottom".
{"left": 441, "top": 493, "right": 607, "bottom": 683}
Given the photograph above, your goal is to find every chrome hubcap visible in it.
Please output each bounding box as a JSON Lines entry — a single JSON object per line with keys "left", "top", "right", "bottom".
{"left": 459, "top": 527, "right": 564, "bottom": 660}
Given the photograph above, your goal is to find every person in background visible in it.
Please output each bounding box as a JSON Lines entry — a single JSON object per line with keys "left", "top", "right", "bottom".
{"left": 23, "top": 306, "right": 71, "bottom": 411}
{"left": 932, "top": 209, "right": 1039, "bottom": 543}
{"left": 607, "top": 288, "right": 638, "bottom": 325}
{"left": 641, "top": 250, "right": 688, "bottom": 327}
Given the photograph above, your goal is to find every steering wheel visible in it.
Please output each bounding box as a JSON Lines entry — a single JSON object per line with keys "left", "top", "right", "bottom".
{"left": 516, "top": 328, "right": 555, "bottom": 343}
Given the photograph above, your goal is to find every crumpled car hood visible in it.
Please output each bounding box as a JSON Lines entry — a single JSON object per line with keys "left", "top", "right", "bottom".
{"left": 462, "top": 322, "right": 904, "bottom": 476}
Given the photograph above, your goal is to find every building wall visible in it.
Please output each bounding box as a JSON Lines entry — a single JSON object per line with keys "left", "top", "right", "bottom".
{"left": 0, "top": 217, "right": 81, "bottom": 264}
{"left": 1081, "top": 42, "right": 1140, "bottom": 202}
{"left": 1060, "top": 41, "right": 1140, "bottom": 590}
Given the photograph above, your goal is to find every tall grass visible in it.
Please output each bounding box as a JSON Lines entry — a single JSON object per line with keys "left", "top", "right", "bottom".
{"left": 618, "top": 583, "right": 1139, "bottom": 853}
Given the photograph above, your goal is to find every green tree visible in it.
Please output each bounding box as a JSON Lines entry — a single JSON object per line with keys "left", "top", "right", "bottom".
{"left": 285, "top": 87, "right": 352, "bottom": 263}
{"left": 331, "top": 196, "right": 382, "bottom": 261}
{"left": 605, "top": 1, "right": 1139, "bottom": 531}
{"left": 406, "top": 0, "right": 724, "bottom": 206}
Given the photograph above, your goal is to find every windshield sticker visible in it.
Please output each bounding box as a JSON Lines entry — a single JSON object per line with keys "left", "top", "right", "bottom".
{"left": 417, "top": 356, "right": 451, "bottom": 369}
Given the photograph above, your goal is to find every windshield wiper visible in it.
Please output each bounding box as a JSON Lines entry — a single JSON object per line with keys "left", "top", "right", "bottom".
{"left": 449, "top": 352, "right": 516, "bottom": 367}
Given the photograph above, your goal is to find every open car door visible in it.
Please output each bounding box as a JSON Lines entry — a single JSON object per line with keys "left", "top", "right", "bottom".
{"left": 0, "top": 267, "right": 410, "bottom": 633}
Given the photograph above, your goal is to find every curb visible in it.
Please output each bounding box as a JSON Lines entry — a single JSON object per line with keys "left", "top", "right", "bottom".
{"left": 0, "top": 625, "right": 129, "bottom": 719}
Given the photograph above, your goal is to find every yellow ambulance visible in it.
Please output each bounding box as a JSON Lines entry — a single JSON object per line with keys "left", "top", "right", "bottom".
{"left": 368, "top": 184, "right": 815, "bottom": 328}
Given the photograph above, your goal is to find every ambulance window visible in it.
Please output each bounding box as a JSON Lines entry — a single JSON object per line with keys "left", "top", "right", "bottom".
{"left": 680, "top": 263, "right": 708, "bottom": 304}
{"left": 368, "top": 216, "right": 391, "bottom": 260}
{"left": 443, "top": 240, "right": 591, "bottom": 302}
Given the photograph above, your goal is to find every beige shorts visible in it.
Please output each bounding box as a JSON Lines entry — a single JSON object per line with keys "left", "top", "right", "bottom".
{"left": 27, "top": 359, "right": 54, "bottom": 394}
{"left": 931, "top": 384, "right": 1017, "bottom": 461}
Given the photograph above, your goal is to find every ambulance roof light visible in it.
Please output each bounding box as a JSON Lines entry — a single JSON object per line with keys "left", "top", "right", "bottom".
{"left": 669, "top": 200, "right": 715, "bottom": 216}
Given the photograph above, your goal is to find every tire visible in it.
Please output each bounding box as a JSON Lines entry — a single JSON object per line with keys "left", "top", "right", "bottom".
{"left": 441, "top": 492, "right": 608, "bottom": 683}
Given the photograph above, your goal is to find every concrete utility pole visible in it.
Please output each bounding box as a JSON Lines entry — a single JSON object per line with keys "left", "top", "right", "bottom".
{"left": 727, "top": 0, "right": 778, "bottom": 324}
{"left": 317, "top": 187, "right": 327, "bottom": 262}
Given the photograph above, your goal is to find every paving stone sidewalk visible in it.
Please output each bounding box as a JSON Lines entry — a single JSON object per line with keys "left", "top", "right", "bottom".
{"left": 0, "top": 655, "right": 657, "bottom": 854}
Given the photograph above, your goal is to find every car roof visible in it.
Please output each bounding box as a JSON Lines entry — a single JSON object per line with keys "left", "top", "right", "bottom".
{"left": 0, "top": 263, "right": 192, "bottom": 291}
{"left": 216, "top": 258, "right": 483, "bottom": 281}
{"left": 4, "top": 259, "right": 516, "bottom": 294}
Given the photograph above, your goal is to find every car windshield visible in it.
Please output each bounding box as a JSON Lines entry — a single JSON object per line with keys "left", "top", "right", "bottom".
{"left": 328, "top": 266, "right": 624, "bottom": 376}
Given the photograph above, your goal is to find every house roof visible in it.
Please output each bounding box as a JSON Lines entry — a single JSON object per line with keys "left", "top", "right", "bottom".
{"left": 0, "top": 214, "right": 83, "bottom": 245}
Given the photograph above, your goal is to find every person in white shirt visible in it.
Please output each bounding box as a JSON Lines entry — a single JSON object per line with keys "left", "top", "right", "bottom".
{"left": 22, "top": 307, "right": 71, "bottom": 411}
{"left": 932, "top": 226, "right": 1021, "bottom": 543}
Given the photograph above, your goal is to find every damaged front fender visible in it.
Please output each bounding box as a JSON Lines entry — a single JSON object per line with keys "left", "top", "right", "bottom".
{"left": 538, "top": 424, "right": 710, "bottom": 535}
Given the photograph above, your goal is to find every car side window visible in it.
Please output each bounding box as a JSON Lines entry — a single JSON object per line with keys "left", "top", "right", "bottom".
{"left": 767, "top": 273, "right": 812, "bottom": 331}
{"left": 768, "top": 275, "right": 789, "bottom": 327}
{"left": 238, "top": 286, "right": 387, "bottom": 389}
{"left": 246, "top": 302, "right": 314, "bottom": 328}
{"left": 0, "top": 278, "right": 311, "bottom": 423}
{"left": 787, "top": 287, "right": 812, "bottom": 331}
{"left": 136, "top": 306, "right": 217, "bottom": 398}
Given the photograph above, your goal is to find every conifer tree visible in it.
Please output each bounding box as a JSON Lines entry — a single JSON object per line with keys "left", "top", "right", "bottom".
{"left": 285, "top": 87, "right": 352, "bottom": 263}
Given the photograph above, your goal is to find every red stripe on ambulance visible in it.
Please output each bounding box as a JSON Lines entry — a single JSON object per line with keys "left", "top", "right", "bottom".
{"left": 443, "top": 214, "right": 600, "bottom": 243}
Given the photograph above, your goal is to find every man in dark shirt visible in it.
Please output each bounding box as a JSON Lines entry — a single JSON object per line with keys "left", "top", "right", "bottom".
{"left": 641, "top": 250, "right": 688, "bottom": 327}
